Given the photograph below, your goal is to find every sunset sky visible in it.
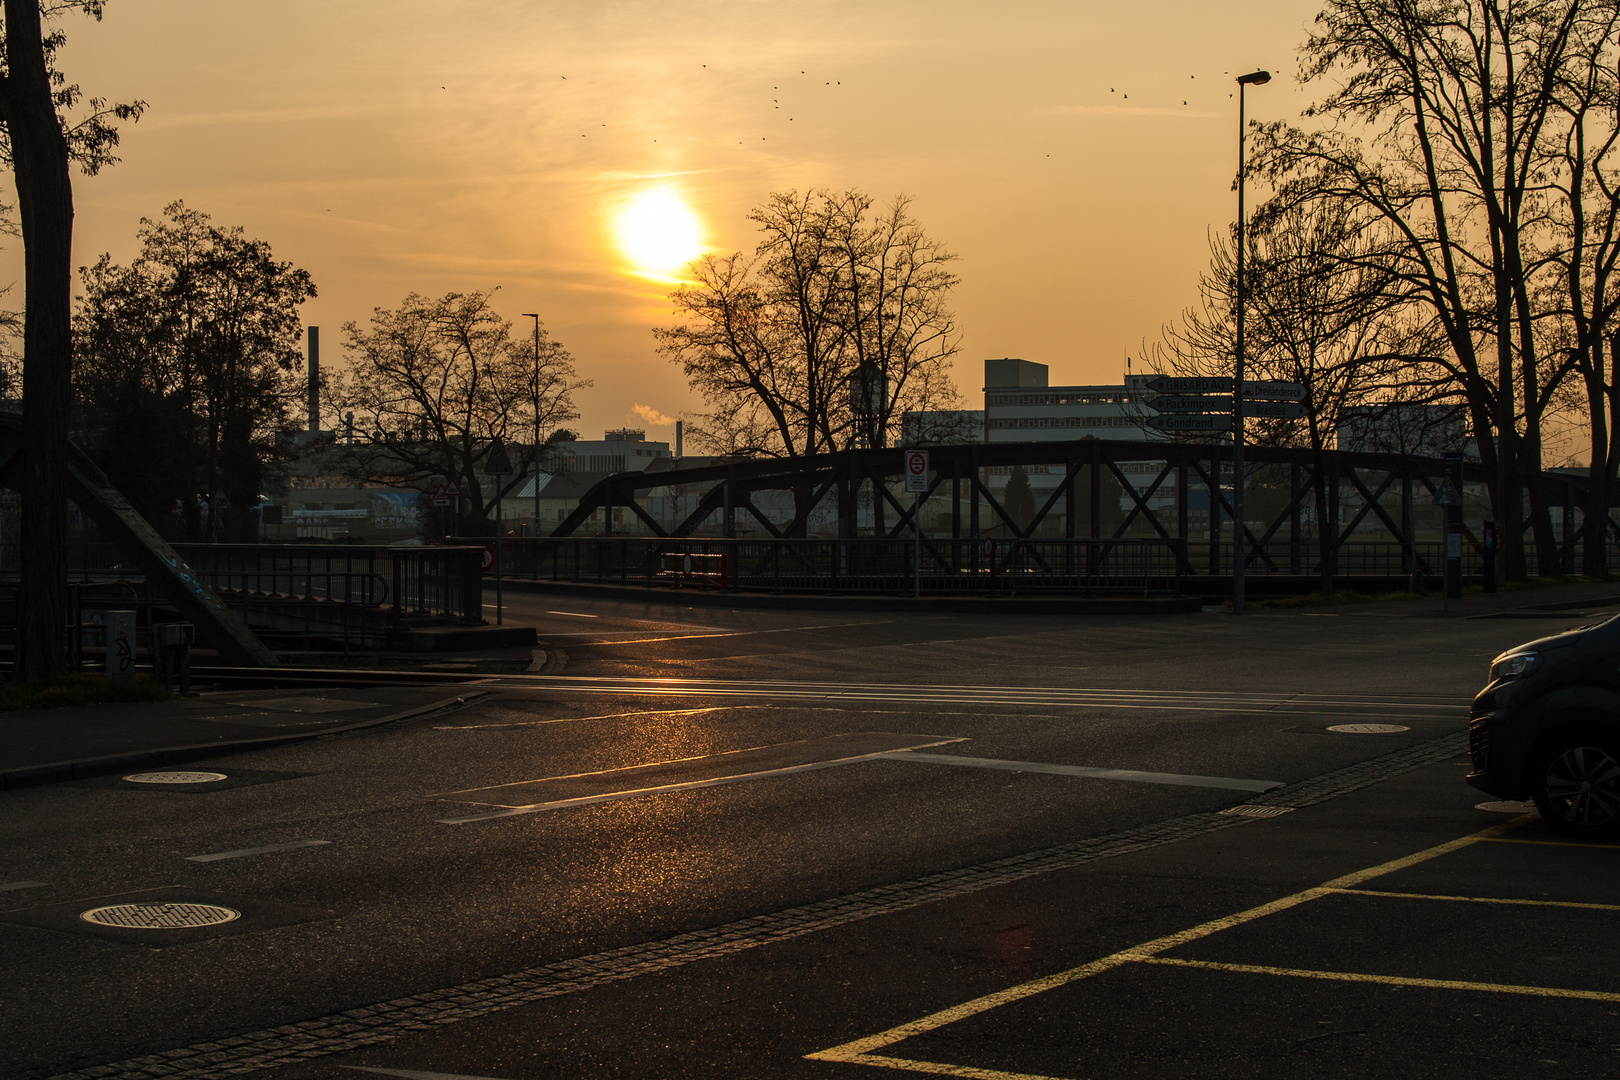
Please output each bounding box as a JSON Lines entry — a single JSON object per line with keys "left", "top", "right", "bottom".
{"left": 48, "top": 0, "right": 1322, "bottom": 443}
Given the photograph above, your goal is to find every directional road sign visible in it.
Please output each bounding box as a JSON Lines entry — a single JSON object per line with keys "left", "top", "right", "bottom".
{"left": 1240, "top": 380, "right": 1305, "bottom": 401}
{"left": 1242, "top": 401, "right": 1306, "bottom": 420}
{"left": 1148, "top": 414, "right": 1234, "bottom": 433}
{"left": 904, "top": 450, "right": 930, "bottom": 493}
{"left": 1149, "top": 395, "right": 1231, "bottom": 413}
{"left": 1146, "top": 376, "right": 1233, "bottom": 394}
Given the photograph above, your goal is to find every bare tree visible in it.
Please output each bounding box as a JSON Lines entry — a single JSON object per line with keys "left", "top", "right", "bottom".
{"left": 1, "top": 0, "right": 142, "bottom": 678}
{"left": 656, "top": 189, "right": 962, "bottom": 460}
{"left": 1252, "top": 0, "right": 1620, "bottom": 580}
{"left": 334, "top": 290, "right": 586, "bottom": 534}
{"left": 1150, "top": 203, "right": 1443, "bottom": 592}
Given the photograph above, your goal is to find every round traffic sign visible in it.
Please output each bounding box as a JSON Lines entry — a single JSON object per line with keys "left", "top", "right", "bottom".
{"left": 906, "top": 451, "right": 927, "bottom": 476}
{"left": 480, "top": 545, "right": 496, "bottom": 571}
{"left": 982, "top": 536, "right": 995, "bottom": 557}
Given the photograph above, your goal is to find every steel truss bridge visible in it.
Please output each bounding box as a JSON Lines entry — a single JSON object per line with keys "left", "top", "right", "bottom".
{"left": 522, "top": 440, "right": 1608, "bottom": 596}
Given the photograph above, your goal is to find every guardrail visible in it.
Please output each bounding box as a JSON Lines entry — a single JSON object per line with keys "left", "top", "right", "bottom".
{"left": 4, "top": 543, "right": 487, "bottom": 655}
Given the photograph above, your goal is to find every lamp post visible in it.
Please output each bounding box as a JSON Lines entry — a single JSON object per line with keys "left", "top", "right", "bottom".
{"left": 522, "top": 313, "right": 541, "bottom": 544}
{"left": 1232, "top": 68, "right": 1270, "bottom": 614}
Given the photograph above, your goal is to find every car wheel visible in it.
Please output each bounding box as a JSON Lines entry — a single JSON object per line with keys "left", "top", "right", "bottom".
{"left": 1529, "top": 730, "right": 1620, "bottom": 840}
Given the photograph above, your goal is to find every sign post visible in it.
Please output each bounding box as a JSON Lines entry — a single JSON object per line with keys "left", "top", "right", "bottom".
{"left": 1482, "top": 520, "right": 1497, "bottom": 594}
{"left": 1442, "top": 451, "right": 1465, "bottom": 605}
{"left": 484, "top": 439, "right": 514, "bottom": 625}
{"left": 905, "top": 450, "right": 930, "bottom": 598}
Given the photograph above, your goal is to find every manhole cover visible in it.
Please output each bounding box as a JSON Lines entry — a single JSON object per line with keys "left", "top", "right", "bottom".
{"left": 1476, "top": 800, "right": 1536, "bottom": 814}
{"left": 122, "top": 771, "right": 228, "bottom": 785}
{"left": 1219, "top": 805, "right": 1296, "bottom": 818}
{"left": 80, "top": 902, "right": 241, "bottom": 929}
{"left": 1327, "top": 724, "right": 1412, "bottom": 734}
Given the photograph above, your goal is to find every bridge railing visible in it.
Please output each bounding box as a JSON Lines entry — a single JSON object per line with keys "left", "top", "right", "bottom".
{"left": 500, "top": 537, "right": 1184, "bottom": 595}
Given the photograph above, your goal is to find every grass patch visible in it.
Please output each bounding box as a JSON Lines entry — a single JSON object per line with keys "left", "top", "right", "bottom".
{"left": 0, "top": 673, "right": 171, "bottom": 712}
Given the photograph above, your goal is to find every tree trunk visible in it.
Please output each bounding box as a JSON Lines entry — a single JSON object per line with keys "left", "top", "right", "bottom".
{"left": 6, "top": 0, "right": 74, "bottom": 681}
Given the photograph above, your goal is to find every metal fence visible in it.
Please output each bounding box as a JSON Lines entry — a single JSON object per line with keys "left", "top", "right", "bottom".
{"left": 2, "top": 543, "right": 488, "bottom": 655}
{"left": 501, "top": 537, "right": 1184, "bottom": 595}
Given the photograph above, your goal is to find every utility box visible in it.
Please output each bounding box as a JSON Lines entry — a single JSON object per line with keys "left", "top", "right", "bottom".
{"left": 106, "top": 610, "right": 137, "bottom": 685}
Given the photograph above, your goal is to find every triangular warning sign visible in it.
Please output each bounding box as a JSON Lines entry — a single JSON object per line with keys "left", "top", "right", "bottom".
{"left": 1434, "top": 478, "right": 1462, "bottom": 506}
{"left": 484, "top": 437, "right": 514, "bottom": 475}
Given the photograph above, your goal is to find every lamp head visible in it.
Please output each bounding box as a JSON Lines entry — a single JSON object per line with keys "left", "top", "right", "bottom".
{"left": 1236, "top": 70, "right": 1271, "bottom": 86}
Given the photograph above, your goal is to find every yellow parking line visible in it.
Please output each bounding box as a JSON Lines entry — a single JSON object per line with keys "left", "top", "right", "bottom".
{"left": 1329, "top": 887, "right": 1620, "bottom": 912}
{"left": 1140, "top": 956, "right": 1620, "bottom": 1002}
{"left": 1480, "top": 837, "right": 1620, "bottom": 850}
{"left": 806, "top": 816, "right": 1535, "bottom": 1075}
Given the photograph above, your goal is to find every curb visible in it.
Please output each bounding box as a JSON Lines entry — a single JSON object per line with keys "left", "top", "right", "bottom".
{"left": 0, "top": 691, "right": 487, "bottom": 792}
{"left": 495, "top": 577, "right": 1200, "bottom": 615}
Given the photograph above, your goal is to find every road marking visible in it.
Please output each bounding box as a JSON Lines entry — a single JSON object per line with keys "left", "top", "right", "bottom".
{"left": 1141, "top": 956, "right": 1620, "bottom": 1002}
{"left": 343, "top": 1069, "right": 518, "bottom": 1080}
{"left": 882, "top": 751, "right": 1281, "bottom": 793}
{"left": 805, "top": 815, "right": 1535, "bottom": 1076}
{"left": 48, "top": 736, "right": 1467, "bottom": 1080}
{"left": 435, "top": 734, "right": 966, "bottom": 823}
{"left": 493, "top": 675, "right": 1461, "bottom": 717}
{"left": 435, "top": 744, "right": 964, "bottom": 823}
{"left": 570, "top": 619, "right": 898, "bottom": 647}
{"left": 545, "top": 610, "right": 598, "bottom": 617}
{"left": 1479, "top": 836, "right": 1620, "bottom": 850}
{"left": 0, "top": 881, "right": 48, "bottom": 892}
{"left": 185, "top": 840, "right": 331, "bottom": 863}
{"left": 1329, "top": 886, "right": 1620, "bottom": 911}
{"left": 437, "top": 705, "right": 746, "bottom": 730}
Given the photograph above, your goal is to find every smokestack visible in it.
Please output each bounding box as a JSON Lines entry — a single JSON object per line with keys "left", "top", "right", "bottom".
{"left": 307, "top": 326, "right": 320, "bottom": 432}
{"left": 675, "top": 419, "right": 683, "bottom": 458}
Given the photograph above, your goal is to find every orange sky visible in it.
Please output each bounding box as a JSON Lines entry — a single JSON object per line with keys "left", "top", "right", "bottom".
{"left": 47, "top": 0, "right": 1322, "bottom": 443}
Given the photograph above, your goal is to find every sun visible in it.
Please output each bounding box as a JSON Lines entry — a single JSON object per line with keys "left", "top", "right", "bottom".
{"left": 615, "top": 188, "right": 704, "bottom": 276}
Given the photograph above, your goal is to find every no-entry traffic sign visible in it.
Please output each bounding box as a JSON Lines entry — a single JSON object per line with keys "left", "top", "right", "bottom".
{"left": 904, "top": 450, "right": 930, "bottom": 493}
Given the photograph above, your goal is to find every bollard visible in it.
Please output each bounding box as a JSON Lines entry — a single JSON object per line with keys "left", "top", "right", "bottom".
{"left": 153, "top": 622, "right": 195, "bottom": 695}
{"left": 106, "top": 610, "right": 137, "bottom": 686}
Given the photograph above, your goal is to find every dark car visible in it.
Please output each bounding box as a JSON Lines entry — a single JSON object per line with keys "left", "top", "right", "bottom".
{"left": 1468, "top": 614, "right": 1620, "bottom": 838}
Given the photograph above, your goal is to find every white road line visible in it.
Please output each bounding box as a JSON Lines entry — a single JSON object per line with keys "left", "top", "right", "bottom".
{"left": 437, "top": 705, "right": 749, "bottom": 731}
{"left": 488, "top": 676, "right": 1460, "bottom": 716}
{"left": 882, "top": 751, "right": 1282, "bottom": 792}
{"left": 0, "top": 880, "right": 48, "bottom": 892}
{"left": 557, "top": 619, "right": 901, "bottom": 647}
{"left": 185, "top": 840, "right": 331, "bottom": 863}
{"left": 545, "top": 610, "right": 598, "bottom": 617}
{"left": 437, "top": 739, "right": 964, "bottom": 824}
{"left": 343, "top": 1069, "right": 517, "bottom": 1080}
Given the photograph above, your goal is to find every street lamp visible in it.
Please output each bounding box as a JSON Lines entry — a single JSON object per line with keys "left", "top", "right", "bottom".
{"left": 522, "top": 313, "right": 541, "bottom": 541}
{"left": 1232, "top": 68, "right": 1270, "bottom": 614}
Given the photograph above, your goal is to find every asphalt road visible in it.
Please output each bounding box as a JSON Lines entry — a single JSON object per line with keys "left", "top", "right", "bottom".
{"left": 4, "top": 595, "right": 1616, "bottom": 1079}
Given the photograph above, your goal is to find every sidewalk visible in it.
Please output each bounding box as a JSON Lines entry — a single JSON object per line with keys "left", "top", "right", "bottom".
{"left": 0, "top": 683, "right": 479, "bottom": 790}
{"left": 1259, "top": 577, "right": 1620, "bottom": 620}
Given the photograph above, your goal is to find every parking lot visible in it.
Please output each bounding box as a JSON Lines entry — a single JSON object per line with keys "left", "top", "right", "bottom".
{"left": 8, "top": 593, "right": 1620, "bottom": 1080}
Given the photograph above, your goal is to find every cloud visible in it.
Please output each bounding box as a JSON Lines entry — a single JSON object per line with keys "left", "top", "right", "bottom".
{"left": 631, "top": 403, "right": 676, "bottom": 426}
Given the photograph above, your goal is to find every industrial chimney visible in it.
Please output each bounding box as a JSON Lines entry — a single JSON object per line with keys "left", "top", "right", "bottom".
{"left": 307, "top": 326, "right": 320, "bottom": 432}
{"left": 675, "top": 419, "right": 683, "bottom": 458}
